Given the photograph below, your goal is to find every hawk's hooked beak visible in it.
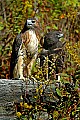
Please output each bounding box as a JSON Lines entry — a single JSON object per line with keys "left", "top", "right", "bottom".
{"left": 58, "top": 33, "right": 63, "bottom": 38}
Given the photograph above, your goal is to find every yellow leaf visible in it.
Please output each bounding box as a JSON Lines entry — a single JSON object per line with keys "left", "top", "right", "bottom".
{"left": 20, "top": 102, "right": 23, "bottom": 107}
{"left": 29, "top": 105, "right": 32, "bottom": 109}
{"left": 16, "top": 112, "right": 22, "bottom": 118}
{"left": 23, "top": 103, "right": 29, "bottom": 109}
{"left": 53, "top": 110, "right": 59, "bottom": 118}
{"left": 36, "top": 88, "right": 38, "bottom": 92}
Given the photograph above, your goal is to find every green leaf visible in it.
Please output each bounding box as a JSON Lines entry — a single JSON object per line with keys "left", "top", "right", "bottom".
{"left": 62, "top": 80, "right": 70, "bottom": 84}
{"left": 18, "top": 29, "right": 21, "bottom": 33}
{"left": 75, "top": 75, "right": 80, "bottom": 79}
{"left": 0, "top": 46, "right": 2, "bottom": 51}
{"left": 62, "top": 118, "right": 67, "bottom": 120}
{"left": 56, "top": 88, "right": 62, "bottom": 96}
{"left": 46, "top": 26, "right": 51, "bottom": 30}
{"left": 75, "top": 70, "right": 80, "bottom": 75}
{"left": 0, "top": 22, "right": 4, "bottom": 30}
{"left": 53, "top": 24, "right": 58, "bottom": 30}
{"left": 29, "top": 117, "right": 32, "bottom": 120}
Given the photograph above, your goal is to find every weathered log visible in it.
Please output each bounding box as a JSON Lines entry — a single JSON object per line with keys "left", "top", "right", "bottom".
{"left": 0, "top": 78, "right": 58, "bottom": 120}
{"left": 0, "top": 78, "right": 79, "bottom": 120}
{"left": 0, "top": 79, "right": 26, "bottom": 119}
{"left": 26, "top": 78, "right": 60, "bottom": 104}
{"left": 0, "top": 79, "right": 26, "bottom": 104}
{"left": 0, "top": 116, "right": 17, "bottom": 120}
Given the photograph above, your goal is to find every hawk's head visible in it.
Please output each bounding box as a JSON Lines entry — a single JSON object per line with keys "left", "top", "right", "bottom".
{"left": 26, "top": 18, "right": 36, "bottom": 28}
{"left": 41, "top": 31, "right": 63, "bottom": 50}
{"left": 44, "top": 31, "right": 63, "bottom": 43}
{"left": 21, "top": 18, "right": 39, "bottom": 33}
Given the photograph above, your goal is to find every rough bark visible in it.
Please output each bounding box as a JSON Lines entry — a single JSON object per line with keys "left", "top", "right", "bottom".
{"left": 0, "top": 79, "right": 26, "bottom": 119}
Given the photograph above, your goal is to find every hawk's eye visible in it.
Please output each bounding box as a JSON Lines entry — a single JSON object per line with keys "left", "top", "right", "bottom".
{"left": 32, "top": 20, "right": 35, "bottom": 23}
{"left": 56, "top": 33, "right": 60, "bottom": 36}
{"left": 56, "top": 33, "right": 63, "bottom": 38}
{"left": 55, "top": 33, "right": 59, "bottom": 37}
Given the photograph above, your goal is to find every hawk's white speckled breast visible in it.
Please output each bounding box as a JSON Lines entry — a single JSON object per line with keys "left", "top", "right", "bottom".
{"left": 27, "top": 30, "right": 38, "bottom": 53}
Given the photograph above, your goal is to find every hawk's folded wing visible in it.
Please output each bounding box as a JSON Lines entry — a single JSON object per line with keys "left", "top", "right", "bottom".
{"left": 10, "top": 34, "right": 22, "bottom": 79}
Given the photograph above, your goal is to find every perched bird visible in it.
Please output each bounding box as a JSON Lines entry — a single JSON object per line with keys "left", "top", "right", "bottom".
{"left": 41, "top": 31, "right": 63, "bottom": 52}
{"left": 40, "top": 30, "right": 65, "bottom": 80}
{"left": 10, "top": 18, "right": 40, "bottom": 80}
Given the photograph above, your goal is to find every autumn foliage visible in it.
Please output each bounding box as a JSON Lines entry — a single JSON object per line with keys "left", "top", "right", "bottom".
{"left": 0, "top": 0, "right": 80, "bottom": 119}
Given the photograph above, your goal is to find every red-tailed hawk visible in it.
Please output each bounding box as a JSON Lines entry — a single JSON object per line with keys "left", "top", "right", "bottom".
{"left": 40, "top": 30, "right": 65, "bottom": 80}
{"left": 10, "top": 18, "right": 40, "bottom": 80}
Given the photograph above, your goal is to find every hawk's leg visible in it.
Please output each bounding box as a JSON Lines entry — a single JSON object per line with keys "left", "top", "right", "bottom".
{"left": 13, "top": 55, "right": 25, "bottom": 80}
{"left": 17, "top": 55, "right": 25, "bottom": 80}
{"left": 27, "top": 53, "right": 38, "bottom": 77}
